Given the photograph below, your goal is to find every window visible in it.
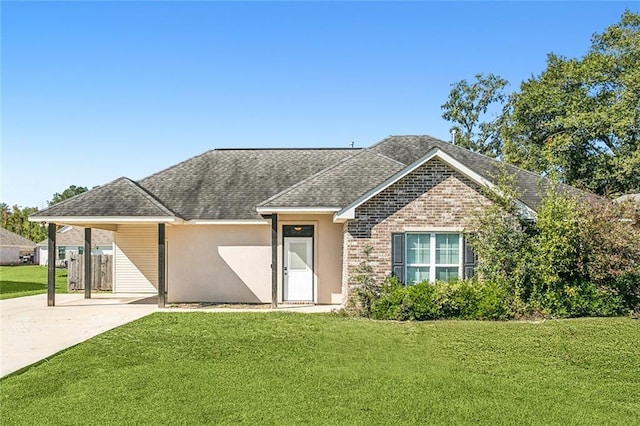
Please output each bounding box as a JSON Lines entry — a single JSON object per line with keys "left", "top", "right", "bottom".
{"left": 392, "top": 232, "right": 475, "bottom": 284}
{"left": 57, "top": 246, "right": 66, "bottom": 260}
{"left": 406, "top": 234, "right": 431, "bottom": 284}
{"left": 78, "top": 246, "right": 85, "bottom": 255}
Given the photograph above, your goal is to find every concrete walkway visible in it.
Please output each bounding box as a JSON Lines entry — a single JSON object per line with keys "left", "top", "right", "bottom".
{"left": 1, "top": 293, "right": 157, "bottom": 377}
{"left": 1, "top": 293, "right": 339, "bottom": 378}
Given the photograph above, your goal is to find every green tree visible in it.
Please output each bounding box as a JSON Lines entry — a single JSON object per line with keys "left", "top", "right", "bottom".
{"left": 501, "top": 11, "right": 640, "bottom": 195}
{"left": 48, "top": 185, "right": 88, "bottom": 206}
{"left": 441, "top": 73, "right": 509, "bottom": 158}
{"left": 0, "top": 204, "right": 47, "bottom": 243}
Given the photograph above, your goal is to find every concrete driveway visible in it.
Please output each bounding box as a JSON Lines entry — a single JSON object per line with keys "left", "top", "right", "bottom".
{"left": 1, "top": 293, "right": 157, "bottom": 377}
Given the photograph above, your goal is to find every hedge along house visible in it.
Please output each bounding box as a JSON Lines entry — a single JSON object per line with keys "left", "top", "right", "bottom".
{"left": 29, "top": 135, "right": 551, "bottom": 308}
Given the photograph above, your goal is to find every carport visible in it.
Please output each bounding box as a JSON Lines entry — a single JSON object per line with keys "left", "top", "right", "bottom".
{"left": 28, "top": 176, "right": 183, "bottom": 308}
{"left": 35, "top": 222, "right": 168, "bottom": 308}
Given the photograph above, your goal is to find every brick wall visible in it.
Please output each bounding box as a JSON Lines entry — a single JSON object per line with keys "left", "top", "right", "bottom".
{"left": 342, "top": 157, "right": 491, "bottom": 297}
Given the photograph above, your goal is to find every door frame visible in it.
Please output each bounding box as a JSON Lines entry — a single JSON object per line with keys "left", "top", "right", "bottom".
{"left": 281, "top": 223, "right": 316, "bottom": 303}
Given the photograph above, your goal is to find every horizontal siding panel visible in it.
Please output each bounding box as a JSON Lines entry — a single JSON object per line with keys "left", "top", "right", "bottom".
{"left": 114, "top": 225, "right": 157, "bottom": 294}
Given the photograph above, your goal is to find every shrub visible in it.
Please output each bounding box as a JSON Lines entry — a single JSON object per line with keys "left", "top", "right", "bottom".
{"left": 369, "top": 278, "right": 509, "bottom": 321}
{"left": 345, "top": 246, "right": 381, "bottom": 317}
{"left": 613, "top": 273, "right": 640, "bottom": 314}
{"left": 371, "top": 279, "right": 439, "bottom": 321}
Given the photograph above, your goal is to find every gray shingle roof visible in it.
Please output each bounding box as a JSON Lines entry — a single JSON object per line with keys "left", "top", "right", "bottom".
{"left": 370, "top": 135, "right": 576, "bottom": 211}
{"left": 36, "top": 226, "right": 114, "bottom": 247}
{"left": 0, "top": 227, "right": 37, "bottom": 248}
{"left": 29, "top": 135, "right": 587, "bottom": 222}
{"left": 258, "top": 150, "right": 405, "bottom": 208}
{"left": 138, "top": 149, "right": 358, "bottom": 220}
{"left": 31, "top": 177, "right": 176, "bottom": 218}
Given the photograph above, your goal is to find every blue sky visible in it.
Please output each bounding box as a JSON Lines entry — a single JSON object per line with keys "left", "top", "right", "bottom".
{"left": 2, "top": 1, "right": 637, "bottom": 208}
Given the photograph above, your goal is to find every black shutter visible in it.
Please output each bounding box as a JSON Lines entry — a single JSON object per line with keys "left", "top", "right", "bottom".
{"left": 391, "top": 233, "right": 405, "bottom": 284}
{"left": 463, "top": 235, "right": 477, "bottom": 279}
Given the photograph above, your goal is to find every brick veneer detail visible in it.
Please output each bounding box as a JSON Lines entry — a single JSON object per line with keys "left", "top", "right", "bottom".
{"left": 342, "top": 157, "right": 491, "bottom": 298}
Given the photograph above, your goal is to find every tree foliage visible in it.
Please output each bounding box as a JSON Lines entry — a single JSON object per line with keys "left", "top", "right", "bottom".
{"left": 48, "top": 185, "right": 88, "bottom": 206}
{"left": 441, "top": 73, "right": 508, "bottom": 158}
{"left": 1, "top": 204, "right": 48, "bottom": 243}
{"left": 467, "top": 182, "right": 640, "bottom": 318}
{"left": 1, "top": 184, "right": 89, "bottom": 242}
{"left": 501, "top": 11, "right": 640, "bottom": 194}
{"left": 442, "top": 11, "right": 640, "bottom": 195}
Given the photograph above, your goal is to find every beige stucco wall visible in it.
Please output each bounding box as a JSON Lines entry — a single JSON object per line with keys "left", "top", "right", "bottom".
{"left": 278, "top": 214, "right": 343, "bottom": 304}
{"left": 113, "top": 224, "right": 158, "bottom": 293}
{"left": 109, "top": 216, "right": 344, "bottom": 304}
{"left": 166, "top": 224, "right": 272, "bottom": 303}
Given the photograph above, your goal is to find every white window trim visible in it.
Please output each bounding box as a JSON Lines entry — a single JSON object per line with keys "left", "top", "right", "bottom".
{"left": 405, "top": 232, "right": 463, "bottom": 283}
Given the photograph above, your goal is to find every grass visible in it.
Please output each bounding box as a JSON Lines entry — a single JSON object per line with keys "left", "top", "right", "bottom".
{"left": 0, "top": 265, "right": 67, "bottom": 300}
{"left": 1, "top": 314, "right": 639, "bottom": 425}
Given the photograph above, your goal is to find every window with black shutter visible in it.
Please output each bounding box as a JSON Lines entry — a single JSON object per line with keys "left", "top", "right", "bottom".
{"left": 390, "top": 232, "right": 473, "bottom": 284}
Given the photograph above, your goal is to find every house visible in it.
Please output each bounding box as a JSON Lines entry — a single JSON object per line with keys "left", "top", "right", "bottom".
{"left": 35, "top": 226, "right": 114, "bottom": 266}
{"left": 0, "top": 227, "right": 36, "bottom": 265}
{"left": 29, "top": 135, "right": 563, "bottom": 307}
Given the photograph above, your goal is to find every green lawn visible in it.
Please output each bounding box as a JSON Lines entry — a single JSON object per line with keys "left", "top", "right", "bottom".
{"left": 0, "top": 265, "right": 67, "bottom": 299}
{"left": 1, "top": 314, "right": 638, "bottom": 425}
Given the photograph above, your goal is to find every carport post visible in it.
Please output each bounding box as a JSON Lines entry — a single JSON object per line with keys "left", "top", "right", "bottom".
{"left": 158, "top": 223, "right": 166, "bottom": 308}
{"left": 84, "top": 228, "right": 91, "bottom": 299}
{"left": 47, "top": 223, "right": 56, "bottom": 306}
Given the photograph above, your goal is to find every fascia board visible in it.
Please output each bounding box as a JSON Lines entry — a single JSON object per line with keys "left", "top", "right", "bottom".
{"left": 28, "top": 216, "right": 182, "bottom": 224}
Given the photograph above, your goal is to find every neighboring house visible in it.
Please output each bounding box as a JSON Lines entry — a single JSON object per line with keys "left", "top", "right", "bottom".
{"left": 35, "top": 226, "right": 114, "bottom": 266}
{"left": 0, "top": 227, "right": 36, "bottom": 265}
{"left": 29, "top": 135, "right": 579, "bottom": 306}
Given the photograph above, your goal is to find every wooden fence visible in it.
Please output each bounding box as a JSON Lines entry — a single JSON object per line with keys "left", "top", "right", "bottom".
{"left": 67, "top": 253, "right": 113, "bottom": 291}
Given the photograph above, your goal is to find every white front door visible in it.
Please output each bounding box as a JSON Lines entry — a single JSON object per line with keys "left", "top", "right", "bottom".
{"left": 284, "top": 237, "right": 313, "bottom": 301}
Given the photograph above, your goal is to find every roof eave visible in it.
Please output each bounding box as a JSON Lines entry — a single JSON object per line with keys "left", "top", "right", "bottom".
{"left": 255, "top": 207, "right": 340, "bottom": 215}
{"left": 28, "top": 216, "right": 183, "bottom": 224}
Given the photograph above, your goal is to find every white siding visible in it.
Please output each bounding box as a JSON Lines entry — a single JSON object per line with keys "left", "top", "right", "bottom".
{"left": 37, "top": 247, "right": 47, "bottom": 265}
{"left": 113, "top": 225, "right": 157, "bottom": 293}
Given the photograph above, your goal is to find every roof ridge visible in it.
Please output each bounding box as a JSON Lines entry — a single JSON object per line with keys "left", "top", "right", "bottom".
{"left": 138, "top": 148, "right": 361, "bottom": 183}
{"left": 366, "top": 149, "right": 406, "bottom": 167}
{"left": 214, "top": 147, "right": 361, "bottom": 151}
{"left": 368, "top": 134, "right": 442, "bottom": 151}
{"left": 257, "top": 149, "right": 369, "bottom": 207}
{"left": 123, "top": 178, "right": 180, "bottom": 218}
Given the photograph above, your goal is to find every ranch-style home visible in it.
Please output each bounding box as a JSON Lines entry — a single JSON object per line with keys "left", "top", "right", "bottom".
{"left": 30, "top": 135, "right": 553, "bottom": 307}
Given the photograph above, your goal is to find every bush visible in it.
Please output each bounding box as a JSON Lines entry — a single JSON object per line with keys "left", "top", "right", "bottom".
{"left": 613, "top": 273, "right": 640, "bottom": 314}
{"left": 370, "top": 278, "right": 509, "bottom": 321}
{"left": 344, "top": 246, "right": 381, "bottom": 317}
